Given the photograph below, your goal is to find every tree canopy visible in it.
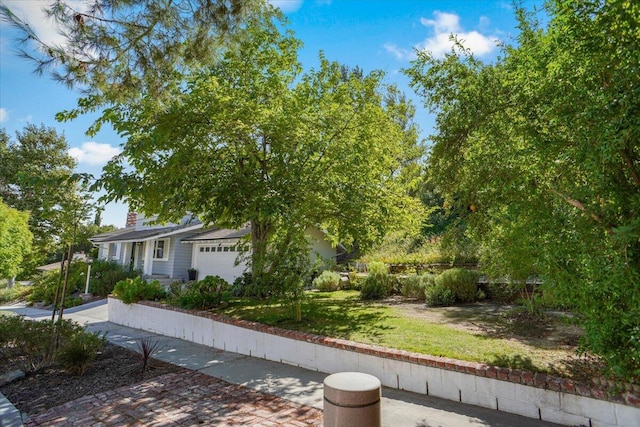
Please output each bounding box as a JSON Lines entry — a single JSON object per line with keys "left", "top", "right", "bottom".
{"left": 2, "top": 1, "right": 424, "bottom": 292}
{"left": 406, "top": 0, "right": 640, "bottom": 379}
{"left": 0, "top": 199, "right": 32, "bottom": 280}
{"left": 97, "top": 7, "right": 423, "bottom": 290}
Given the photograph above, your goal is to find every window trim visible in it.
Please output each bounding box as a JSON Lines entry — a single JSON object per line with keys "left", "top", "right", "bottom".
{"left": 153, "top": 239, "right": 170, "bottom": 261}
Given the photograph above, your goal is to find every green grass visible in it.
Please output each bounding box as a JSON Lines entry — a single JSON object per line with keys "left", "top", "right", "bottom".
{"left": 218, "top": 290, "right": 570, "bottom": 374}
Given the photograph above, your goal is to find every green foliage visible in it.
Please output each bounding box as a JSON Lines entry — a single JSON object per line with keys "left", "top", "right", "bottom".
{"left": 400, "top": 274, "right": 435, "bottom": 301}
{"left": 0, "top": 316, "right": 84, "bottom": 372}
{"left": 367, "top": 261, "right": 388, "bottom": 275}
{"left": 174, "top": 275, "right": 229, "bottom": 310}
{"left": 29, "top": 261, "right": 88, "bottom": 307}
{"left": 113, "top": 277, "right": 166, "bottom": 304}
{"left": 90, "top": 259, "right": 140, "bottom": 296}
{"left": 406, "top": 0, "right": 640, "bottom": 380}
{"left": 424, "top": 284, "right": 456, "bottom": 307}
{"left": 313, "top": 270, "right": 341, "bottom": 292}
{"left": 485, "top": 282, "right": 521, "bottom": 304}
{"left": 56, "top": 331, "right": 106, "bottom": 376}
{"left": 0, "top": 126, "right": 87, "bottom": 276}
{"left": 0, "top": 282, "right": 32, "bottom": 304}
{"left": 0, "top": 199, "right": 32, "bottom": 279}
{"left": 360, "top": 269, "right": 393, "bottom": 301}
{"left": 435, "top": 268, "right": 479, "bottom": 303}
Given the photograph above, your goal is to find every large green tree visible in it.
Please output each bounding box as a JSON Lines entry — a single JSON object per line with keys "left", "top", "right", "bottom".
{"left": 0, "top": 199, "right": 32, "bottom": 283}
{"left": 0, "top": 125, "right": 79, "bottom": 270}
{"left": 406, "top": 0, "right": 640, "bottom": 380}
{"left": 98, "top": 9, "right": 423, "bottom": 292}
{"left": 3, "top": 1, "right": 423, "bottom": 295}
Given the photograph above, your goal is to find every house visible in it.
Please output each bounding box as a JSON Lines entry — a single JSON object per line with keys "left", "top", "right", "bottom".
{"left": 90, "top": 213, "right": 340, "bottom": 284}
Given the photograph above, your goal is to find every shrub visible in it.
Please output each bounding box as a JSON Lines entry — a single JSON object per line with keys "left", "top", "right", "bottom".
{"left": 113, "top": 277, "right": 166, "bottom": 304}
{"left": 361, "top": 271, "right": 394, "bottom": 300}
{"left": 313, "top": 270, "right": 341, "bottom": 292}
{"left": 425, "top": 284, "right": 456, "bottom": 307}
{"left": 231, "top": 272, "right": 272, "bottom": 298}
{"left": 90, "top": 260, "right": 140, "bottom": 296}
{"left": 0, "top": 316, "right": 85, "bottom": 372}
{"left": 176, "top": 276, "right": 229, "bottom": 310}
{"left": 435, "top": 268, "right": 479, "bottom": 303}
{"left": 367, "top": 261, "right": 388, "bottom": 275}
{"left": 57, "top": 331, "right": 106, "bottom": 376}
{"left": 29, "top": 261, "right": 87, "bottom": 306}
{"left": 0, "top": 284, "right": 32, "bottom": 304}
{"left": 400, "top": 274, "right": 435, "bottom": 301}
{"left": 346, "top": 271, "right": 364, "bottom": 291}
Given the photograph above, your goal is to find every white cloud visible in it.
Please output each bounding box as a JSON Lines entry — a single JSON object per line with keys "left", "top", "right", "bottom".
{"left": 1, "top": 0, "right": 89, "bottom": 47}
{"left": 269, "top": 0, "right": 303, "bottom": 13}
{"left": 69, "top": 141, "right": 121, "bottom": 166}
{"left": 416, "top": 11, "right": 499, "bottom": 58}
{"left": 383, "top": 43, "right": 415, "bottom": 61}
{"left": 18, "top": 114, "right": 32, "bottom": 123}
{"left": 0, "top": 108, "right": 7, "bottom": 123}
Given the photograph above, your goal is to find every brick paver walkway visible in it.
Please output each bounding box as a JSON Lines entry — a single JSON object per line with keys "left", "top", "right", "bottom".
{"left": 24, "top": 372, "right": 322, "bottom": 426}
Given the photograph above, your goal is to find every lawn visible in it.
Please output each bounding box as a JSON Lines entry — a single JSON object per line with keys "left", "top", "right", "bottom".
{"left": 218, "top": 290, "right": 583, "bottom": 377}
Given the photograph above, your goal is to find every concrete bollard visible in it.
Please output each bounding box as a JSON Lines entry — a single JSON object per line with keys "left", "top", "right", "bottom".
{"left": 323, "top": 372, "right": 381, "bottom": 427}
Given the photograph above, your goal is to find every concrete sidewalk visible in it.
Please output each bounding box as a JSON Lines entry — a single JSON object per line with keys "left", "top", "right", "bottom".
{"left": 1, "top": 300, "right": 559, "bottom": 426}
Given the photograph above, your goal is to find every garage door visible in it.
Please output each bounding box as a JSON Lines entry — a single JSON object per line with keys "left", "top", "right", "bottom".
{"left": 193, "top": 244, "right": 246, "bottom": 284}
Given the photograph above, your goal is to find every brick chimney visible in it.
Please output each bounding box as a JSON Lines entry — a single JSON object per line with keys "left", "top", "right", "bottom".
{"left": 125, "top": 211, "right": 137, "bottom": 228}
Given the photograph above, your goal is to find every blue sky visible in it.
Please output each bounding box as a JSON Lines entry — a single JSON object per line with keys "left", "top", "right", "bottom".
{"left": 0, "top": 0, "right": 540, "bottom": 227}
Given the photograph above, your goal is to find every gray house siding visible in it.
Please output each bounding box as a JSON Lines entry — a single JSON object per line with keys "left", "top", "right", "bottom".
{"left": 170, "top": 239, "right": 193, "bottom": 280}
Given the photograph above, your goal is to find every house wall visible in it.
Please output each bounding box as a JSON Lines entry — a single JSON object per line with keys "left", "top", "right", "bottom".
{"left": 149, "top": 236, "right": 193, "bottom": 279}
{"left": 307, "top": 227, "right": 337, "bottom": 264}
{"left": 170, "top": 239, "right": 193, "bottom": 280}
{"left": 108, "top": 298, "right": 640, "bottom": 427}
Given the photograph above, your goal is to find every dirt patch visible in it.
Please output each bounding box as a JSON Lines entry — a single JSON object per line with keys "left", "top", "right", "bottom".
{"left": 387, "top": 298, "right": 582, "bottom": 348}
{"left": 1, "top": 343, "right": 184, "bottom": 417}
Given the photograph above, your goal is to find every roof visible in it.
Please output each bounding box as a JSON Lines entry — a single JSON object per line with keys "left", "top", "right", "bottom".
{"left": 182, "top": 226, "right": 251, "bottom": 243}
{"left": 36, "top": 253, "right": 90, "bottom": 272}
{"left": 90, "top": 221, "right": 203, "bottom": 244}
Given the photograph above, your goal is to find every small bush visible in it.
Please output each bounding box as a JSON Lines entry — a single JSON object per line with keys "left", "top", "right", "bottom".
{"left": 231, "top": 272, "right": 271, "bottom": 298}
{"left": 367, "top": 261, "right": 388, "bottom": 275}
{"left": 425, "top": 284, "right": 456, "bottom": 307}
{"left": 361, "top": 271, "right": 393, "bottom": 300}
{"left": 90, "top": 260, "right": 140, "bottom": 296}
{"left": 176, "top": 276, "right": 229, "bottom": 310}
{"left": 400, "top": 274, "right": 435, "bottom": 301}
{"left": 29, "top": 261, "right": 87, "bottom": 306}
{"left": 0, "top": 316, "right": 85, "bottom": 372}
{"left": 435, "top": 268, "right": 479, "bottom": 303}
{"left": 57, "top": 331, "right": 106, "bottom": 376}
{"left": 113, "top": 277, "right": 166, "bottom": 304}
{"left": 346, "top": 271, "right": 364, "bottom": 291}
{"left": 0, "top": 284, "right": 32, "bottom": 304}
{"left": 313, "top": 271, "right": 341, "bottom": 292}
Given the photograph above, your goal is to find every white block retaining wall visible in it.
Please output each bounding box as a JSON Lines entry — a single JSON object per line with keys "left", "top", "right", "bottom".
{"left": 108, "top": 297, "right": 640, "bottom": 426}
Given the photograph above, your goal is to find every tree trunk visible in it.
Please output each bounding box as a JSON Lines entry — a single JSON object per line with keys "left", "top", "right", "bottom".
{"left": 250, "top": 219, "right": 271, "bottom": 279}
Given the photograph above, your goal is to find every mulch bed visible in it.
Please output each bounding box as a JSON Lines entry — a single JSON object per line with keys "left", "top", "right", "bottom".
{"left": 1, "top": 343, "right": 184, "bottom": 416}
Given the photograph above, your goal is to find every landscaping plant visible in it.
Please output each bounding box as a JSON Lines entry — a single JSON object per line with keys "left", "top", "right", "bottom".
{"left": 400, "top": 274, "right": 435, "bottom": 301}
{"left": 113, "top": 277, "right": 166, "bottom": 304}
{"left": 175, "top": 275, "right": 229, "bottom": 310}
{"left": 57, "top": 331, "right": 106, "bottom": 376}
{"left": 312, "top": 270, "right": 341, "bottom": 292}
{"left": 434, "top": 268, "right": 479, "bottom": 303}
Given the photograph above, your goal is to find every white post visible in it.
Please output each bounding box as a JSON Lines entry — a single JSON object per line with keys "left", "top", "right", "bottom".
{"left": 84, "top": 261, "right": 92, "bottom": 294}
{"left": 143, "top": 241, "right": 154, "bottom": 276}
